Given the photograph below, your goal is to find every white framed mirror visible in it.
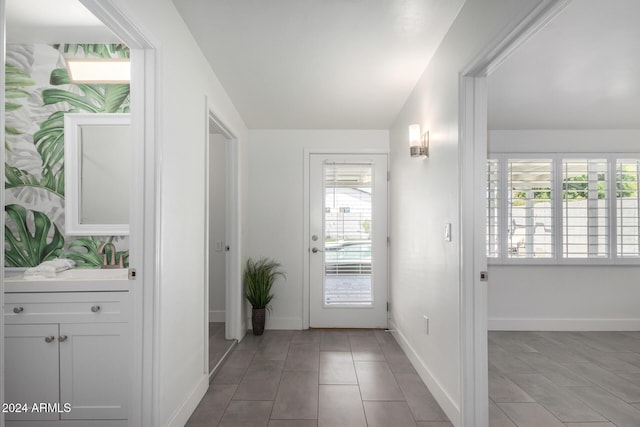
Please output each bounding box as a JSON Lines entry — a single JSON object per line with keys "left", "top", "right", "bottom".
{"left": 64, "top": 113, "right": 131, "bottom": 235}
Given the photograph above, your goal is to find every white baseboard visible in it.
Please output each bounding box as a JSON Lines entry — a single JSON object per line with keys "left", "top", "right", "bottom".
{"left": 390, "top": 319, "right": 460, "bottom": 427}
{"left": 245, "top": 315, "right": 302, "bottom": 330}
{"left": 489, "top": 318, "right": 640, "bottom": 331}
{"left": 164, "top": 374, "right": 208, "bottom": 427}
{"left": 209, "top": 310, "right": 225, "bottom": 322}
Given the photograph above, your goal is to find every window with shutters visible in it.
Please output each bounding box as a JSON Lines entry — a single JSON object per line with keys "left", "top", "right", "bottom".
{"left": 487, "top": 154, "right": 640, "bottom": 264}
{"left": 562, "top": 159, "right": 609, "bottom": 258}
{"left": 487, "top": 159, "right": 500, "bottom": 258}
{"left": 507, "top": 159, "right": 553, "bottom": 259}
{"left": 617, "top": 159, "right": 640, "bottom": 258}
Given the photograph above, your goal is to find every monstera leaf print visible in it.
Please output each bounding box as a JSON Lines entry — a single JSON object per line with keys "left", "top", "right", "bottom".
{"left": 4, "top": 204, "right": 64, "bottom": 267}
{"left": 33, "top": 68, "right": 130, "bottom": 187}
{"left": 4, "top": 44, "right": 131, "bottom": 268}
{"left": 66, "top": 237, "right": 129, "bottom": 268}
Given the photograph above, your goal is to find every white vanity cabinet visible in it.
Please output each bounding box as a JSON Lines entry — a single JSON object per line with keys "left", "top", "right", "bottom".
{"left": 4, "top": 290, "right": 130, "bottom": 426}
{"left": 5, "top": 323, "right": 61, "bottom": 422}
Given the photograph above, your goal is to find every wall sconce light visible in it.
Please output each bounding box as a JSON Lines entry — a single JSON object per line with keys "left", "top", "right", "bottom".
{"left": 409, "top": 124, "right": 429, "bottom": 158}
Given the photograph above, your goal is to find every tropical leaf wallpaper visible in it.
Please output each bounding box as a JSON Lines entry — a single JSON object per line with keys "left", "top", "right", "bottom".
{"left": 4, "top": 43, "right": 130, "bottom": 267}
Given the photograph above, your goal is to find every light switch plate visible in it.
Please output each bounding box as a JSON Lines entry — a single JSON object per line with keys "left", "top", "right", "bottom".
{"left": 444, "top": 223, "right": 452, "bottom": 242}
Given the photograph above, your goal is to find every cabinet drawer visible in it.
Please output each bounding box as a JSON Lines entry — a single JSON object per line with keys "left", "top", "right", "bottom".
{"left": 4, "top": 292, "right": 129, "bottom": 324}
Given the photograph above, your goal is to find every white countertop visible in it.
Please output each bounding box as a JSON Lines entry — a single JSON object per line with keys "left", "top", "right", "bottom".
{"left": 4, "top": 268, "right": 132, "bottom": 293}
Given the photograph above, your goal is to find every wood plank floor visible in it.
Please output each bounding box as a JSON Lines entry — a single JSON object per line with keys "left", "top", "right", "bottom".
{"left": 187, "top": 329, "right": 452, "bottom": 427}
{"left": 489, "top": 331, "right": 640, "bottom": 427}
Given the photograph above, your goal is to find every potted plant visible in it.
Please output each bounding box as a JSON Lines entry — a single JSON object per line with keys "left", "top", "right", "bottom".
{"left": 244, "top": 257, "right": 285, "bottom": 335}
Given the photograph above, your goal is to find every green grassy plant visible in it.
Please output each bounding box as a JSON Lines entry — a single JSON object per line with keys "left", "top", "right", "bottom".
{"left": 244, "top": 257, "right": 285, "bottom": 312}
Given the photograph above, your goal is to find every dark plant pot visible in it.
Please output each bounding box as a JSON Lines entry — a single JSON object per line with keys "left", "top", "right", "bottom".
{"left": 252, "top": 308, "right": 266, "bottom": 336}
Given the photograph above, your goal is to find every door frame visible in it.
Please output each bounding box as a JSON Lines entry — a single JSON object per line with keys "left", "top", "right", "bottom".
{"left": 203, "top": 101, "right": 242, "bottom": 376}
{"left": 1, "top": 1, "right": 6, "bottom": 424}
{"left": 0, "top": 1, "right": 157, "bottom": 425}
{"left": 302, "top": 149, "right": 389, "bottom": 329}
{"left": 69, "top": 1, "right": 159, "bottom": 426}
{"left": 458, "top": 1, "right": 572, "bottom": 425}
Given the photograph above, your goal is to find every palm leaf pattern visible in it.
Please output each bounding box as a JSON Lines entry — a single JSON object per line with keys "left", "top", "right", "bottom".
{"left": 5, "top": 44, "right": 131, "bottom": 267}
{"left": 5, "top": 63, "right": 35, "bottom": 147}
{"left": 54, "top": 43, "right": 130, "bottom": 59}
{"left": 5, "top": 204, "right": 64, "bottom": 267}
{"left": 5, "top": 63, "right": 34, "bottom": 112}
{"left": 66, "top": 237, "right": 129, "bottom": 268}
{"left": 35, "top": 68, "right": 130, "bottom": 189}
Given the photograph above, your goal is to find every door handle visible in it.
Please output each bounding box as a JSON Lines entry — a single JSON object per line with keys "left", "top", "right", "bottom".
{"left": 311, "top": 247, "right": 324, "bottom": 253}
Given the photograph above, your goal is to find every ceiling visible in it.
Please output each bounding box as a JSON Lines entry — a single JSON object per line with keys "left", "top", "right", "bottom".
{"left": 488, "top": 0, "right": 640, "bottom": 130}
{"left": 172, "top": 0, "right": 465, "bottom": 129}
{"left": 5, "top": 0, "right": 119, "bottom": 43}
{"left": 9, "top": 0, "right": 635, "bottom": 131}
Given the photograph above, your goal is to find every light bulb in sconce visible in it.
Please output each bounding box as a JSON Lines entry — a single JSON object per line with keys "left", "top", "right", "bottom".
{"left": 408, "top": 124, "right": 429, "bottom": 158}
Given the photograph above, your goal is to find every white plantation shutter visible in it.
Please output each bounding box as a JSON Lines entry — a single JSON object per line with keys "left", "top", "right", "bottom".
{"left": 487, "top": 159, "right": 500, "bottom": 258}
{"left": 507, "top": 159, "right": 554, "bottom": 259}
{"left": 487, "top": 155, "right": 640, "bottom": 263}
{"left": 616, "top": 159, "right": 640, "bottom": 258}
{"left": 562, "top": 159, "right": 609, "bottom": 258}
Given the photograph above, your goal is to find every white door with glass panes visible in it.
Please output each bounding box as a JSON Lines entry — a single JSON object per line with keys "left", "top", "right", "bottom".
{"left": 309, "top": 154, "right": 388, "bottom": 328}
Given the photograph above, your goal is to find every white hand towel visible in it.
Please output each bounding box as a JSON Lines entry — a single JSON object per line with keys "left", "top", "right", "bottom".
{"left": 24, "top": 258, "right": 76, "bottom": 278}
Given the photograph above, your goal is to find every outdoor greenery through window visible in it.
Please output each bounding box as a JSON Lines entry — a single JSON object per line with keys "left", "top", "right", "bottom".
{"left": 487, "top": 154, "right": 640, "bottom": 263}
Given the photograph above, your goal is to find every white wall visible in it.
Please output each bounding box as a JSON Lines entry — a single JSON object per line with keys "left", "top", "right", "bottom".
{"left": 111, "top": 1, "right": 247, "bottom": 426}
{"left": 209, "top": 133, "right": 227, "bottom": 320}
{"left": 488, "top": 266, "right": 640, "bottom": 330}
{"left": 488, "top": 129, "right": 640, "bottom": 330}
{"left": 489, "top": 129, "right": 640, "bottom": 153}
{"left": 388, "top": 1, "right": 542, "bottom": 424}
{"left": 245, "top": 130, "right": 388, "bottom": 329}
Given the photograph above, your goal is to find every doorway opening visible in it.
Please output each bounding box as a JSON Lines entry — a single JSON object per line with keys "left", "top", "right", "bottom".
{"left": 459, "top": 1, "right": 572, "bottom": 425}
{"left": 2, "top": 0, "right": 157, "bottom": 425}
{"left": 205, "top": 109, "right": 239, "bottom": 376}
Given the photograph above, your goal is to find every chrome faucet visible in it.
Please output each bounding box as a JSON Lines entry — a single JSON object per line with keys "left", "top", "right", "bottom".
{"left": 98, "top": 242, "right": 124, "bottom": 269}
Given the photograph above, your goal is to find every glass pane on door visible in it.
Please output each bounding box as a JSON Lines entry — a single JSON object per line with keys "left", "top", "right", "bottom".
{"left": 323, "top": 162, "right": 373, "bottom": 306}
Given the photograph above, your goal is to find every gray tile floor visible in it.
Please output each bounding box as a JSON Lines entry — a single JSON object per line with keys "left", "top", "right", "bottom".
{"left": 489, "top": 331, "right": 640, "bottom": 426}
{"left": 195, "top": 329, "right": 640, "bottom": 426}
{"left": 187, "top": 329, "right": 452, "bottom": 427}
{"left": 210, "top": 322, "right": 235, "bottom": 373}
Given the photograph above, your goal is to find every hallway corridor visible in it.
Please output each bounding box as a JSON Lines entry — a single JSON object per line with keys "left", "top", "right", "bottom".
{"left": 186, "top": 329, "right": 451, "bottom": 426}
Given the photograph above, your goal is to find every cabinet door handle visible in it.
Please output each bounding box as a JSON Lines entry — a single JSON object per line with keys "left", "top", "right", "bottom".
{"left": 45, "top": 336, "right": 55, "bottom": 343}
{"left": 13, "top": 306, "right": 24, "bottom": 314}
{"left": 58, "top": 335, "right": 68, "bottom": 342}
{"left": 91, "top": 305, "right": 101, "bottom": 313}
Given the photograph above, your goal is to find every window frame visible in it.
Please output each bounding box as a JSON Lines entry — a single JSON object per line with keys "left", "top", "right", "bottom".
{"left": 488, "top": 152, "right": 640, "bottom": 266}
